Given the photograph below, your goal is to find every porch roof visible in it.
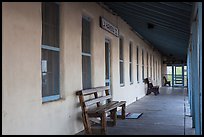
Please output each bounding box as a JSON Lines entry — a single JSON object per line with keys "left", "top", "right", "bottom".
{"left": 100, "top": 2, "right": 193, "bottom": 63}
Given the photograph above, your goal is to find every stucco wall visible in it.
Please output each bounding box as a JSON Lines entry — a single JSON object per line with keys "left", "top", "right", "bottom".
{"left": 2, "top": 2, "right": 162, "bottom": 135}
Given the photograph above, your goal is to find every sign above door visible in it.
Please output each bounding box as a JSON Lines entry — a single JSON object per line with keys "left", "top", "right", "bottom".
{"left": 100, "top": 16, "right": 119, "bottom": 37}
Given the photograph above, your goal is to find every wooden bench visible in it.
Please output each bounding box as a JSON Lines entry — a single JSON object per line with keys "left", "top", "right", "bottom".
{"left": 76, "top": 86, "right": 126, "bottom": 134}
{"left": 143, "top": 78, "right": 159, "bottom": 95}
{"left": 163, "top": 76, "right": 171, "bottom": 86}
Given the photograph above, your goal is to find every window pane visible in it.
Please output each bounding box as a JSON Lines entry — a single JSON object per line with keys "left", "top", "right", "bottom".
{"left": 147, "top": 52, "right": 148, "bottom": 77}
{"left": 105, "top": 42, "right": 110, "bottom": 80}
{"left": 82, "top": 55, "right": 91, "bottom": 89}
{"left": 120, "top": 62, "right": 124, "bottom": 84}
{"left": 130, "top": 63, "right": 132, "bottom": 83}
{"left": 166, "top": 66, "right": 172, "bottom": 74}
{"left": 42, "top": 49, "right": 60, "bottom": 97}
{"left": 142, "top": 50, "right": 144, "bottom": 80}
{"left": 119, "top": 38, "right": 123, "bottom": 60}
{"left": 42, "top": 2, "right": 59, "bottom": 26}
{"left": 42, "top": 25, "right": 59, "bottom": 47}
{"left": 142, "top": 66, "right": 144, "bottom": 80}
{"left": 129, "top": 43, "right": 132, "bottom": 62}
{"left": 156, "top": 61, "right": 157, "bottom": 81}
{"left": 129, "top": 43, "right": 132, "bottom": 83}
{"left": 136, "top": 47, "right": 139, "bottom": 82}
{"left": 150, "top": 55, "right": 152, "bottom": 78}
{"left": 82, "top": 17, "right": 91, "bottom": 54}
{"left": 119, "top": 37, "right": 124, "bottom": 85}
{"left": 42, "top": 2, "right": 59, "bottom": 47}
{"left": 142, "top": 50, "right": 144, "bottom": 65}
{"left": 153, "top": 56, "right": 154, "bottom": 80}
{"left": 137, "top": 65, "right": 139, "bottom": 82}
{"left": 137, "top": 47, "right": 139, "bottom": 64}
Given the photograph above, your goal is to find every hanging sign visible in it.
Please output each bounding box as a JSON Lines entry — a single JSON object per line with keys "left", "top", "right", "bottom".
{"left": 100, "top": 16, "right": 119, "bottom": 37}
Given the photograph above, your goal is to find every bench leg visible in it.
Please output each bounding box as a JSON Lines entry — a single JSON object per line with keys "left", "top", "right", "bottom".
{"left": 82, "top": 112, "right": 92, "bottom": 134}
{"left": 101, "top": 112, "right": 107, "bottom": 134}
{"left": 110, "top": 108, "right": 117, "bottom": 126}
{"left": 121, "top": 104, "right": 126, "bottom": 119}
{"left": 146, "top": 89, "right": 151, "bottom": 95}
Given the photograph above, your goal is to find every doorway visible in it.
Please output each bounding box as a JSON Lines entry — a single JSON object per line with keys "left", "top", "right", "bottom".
{"left": 166, "top": 64, "right": 187, "bottom": 87}
{"left": 105, "top": 39, "right": 111, "bottom": 95}
{"left": 173, "top": 65, "right": 184, "bottom": 86}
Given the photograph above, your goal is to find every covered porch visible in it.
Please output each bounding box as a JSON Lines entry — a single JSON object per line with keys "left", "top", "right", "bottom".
{"left": 76, "top": 87, "right": 194, "bottom": 135}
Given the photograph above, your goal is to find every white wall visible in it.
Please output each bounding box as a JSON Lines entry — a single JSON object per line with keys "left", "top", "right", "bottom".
{"left": 2, "top": 2, "right": 162, "bottom": 135}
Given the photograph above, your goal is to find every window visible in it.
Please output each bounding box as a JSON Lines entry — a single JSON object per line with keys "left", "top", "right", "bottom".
{"left": 153, "top": 55, "right": 155, "bottom": 80}
{"left": 82, "top": 16, "right": 92, "bottom": 89}
{"left": 166, "top": 66, "right": 172, "bottom": 84}
{"left": 119, "top": 37, "right": 124, "bottom": 86}
{"left": 129, "top": 42, "right": 133, "bottom": 84}
{"left": 142, "top": 49, "right": 144, "bottom": 80}
{"left": 147, "top": 52, "right": 149, "bottom": 78}
{"left": 41, "top": 2, "right": 60, "bottom": 102}
{"left": 136, "top": 46, "right": 139, "bottom": 82}
{"left": 156, "top": 60, "right": 157, "bottom": 82}
{"left": 157, "top": 60, "right": 159, "bottom": 82}
{"left": 150, "top": 54, "right": 152, "bottom": 79}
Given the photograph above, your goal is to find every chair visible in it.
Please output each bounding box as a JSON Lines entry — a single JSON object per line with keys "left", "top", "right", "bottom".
{"left": 163, "top": 76, "right": 171, "bottom": 86}
{"left": 143, "top": 78, "right": 159, "bottom": 95}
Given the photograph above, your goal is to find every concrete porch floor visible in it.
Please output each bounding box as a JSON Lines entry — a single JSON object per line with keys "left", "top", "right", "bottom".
{"left": 76, "top": 87, "right": 195, "bottom": 135}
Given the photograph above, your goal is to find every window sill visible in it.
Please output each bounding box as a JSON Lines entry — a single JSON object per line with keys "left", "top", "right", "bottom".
{"left": 42, "top": 95, "right": 64, "bottom": 104}
{"left": 42, "top": 98, "right": 65, "bottom": 104}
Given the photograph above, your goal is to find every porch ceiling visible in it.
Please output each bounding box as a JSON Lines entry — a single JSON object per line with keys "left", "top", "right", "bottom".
{"left": 100, "top": 2, "right": 193, "bottom": 62}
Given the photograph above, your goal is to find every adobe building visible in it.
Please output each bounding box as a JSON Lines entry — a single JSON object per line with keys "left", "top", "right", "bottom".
{"left": 2, "top": 2, "right": 202, "bottom": 135}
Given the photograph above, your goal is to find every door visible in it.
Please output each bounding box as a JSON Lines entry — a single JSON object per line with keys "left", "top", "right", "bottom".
{"left": 172, "top": 65, "right": 184, "bottom": 86}
{"left": 105, "top": 39, "right": 111, "bottom": 94}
